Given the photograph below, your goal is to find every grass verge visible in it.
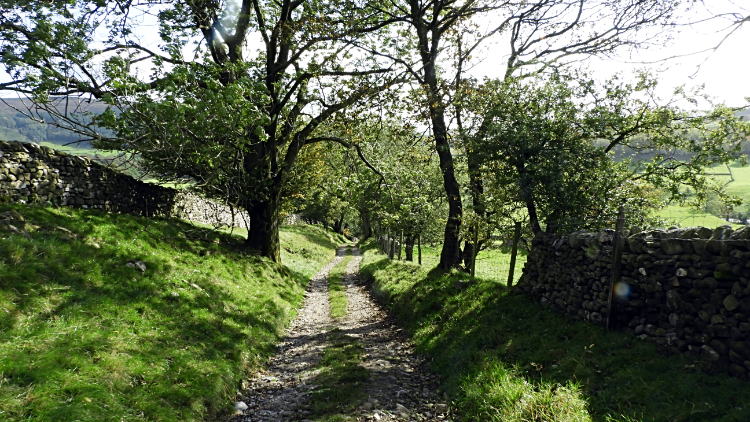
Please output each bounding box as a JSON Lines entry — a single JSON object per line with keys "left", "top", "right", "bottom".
{"left": 415, "top": 243, "right": 528, "bottom": 285}
{"left": 0, "top": 204, "right": 341, "bottom": 422}
{"left": 307, "top": 329, "right": 368, "bottom": 421}
{"left": 328, "top": 247, "right": 352, "bottom": 320}
{"left": 359, "top": 239, "right": 750, "bottom": 422}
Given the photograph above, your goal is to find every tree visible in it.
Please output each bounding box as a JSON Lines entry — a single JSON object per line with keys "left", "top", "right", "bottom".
{"left": 369, "top": 0, "right": 689, "bottom": 269}
{"left": 307, "top": 117, "right": 445, "bottom": 248}
{"left": 466, "top": 72, "right": 749, "bottom": 235}
{"left": 0, "top": 0, "right": 401, "bottom": 263}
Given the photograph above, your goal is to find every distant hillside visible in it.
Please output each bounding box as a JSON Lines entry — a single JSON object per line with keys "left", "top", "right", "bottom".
{"left": 0, "top": 97, "right": 109, "bottom": 148}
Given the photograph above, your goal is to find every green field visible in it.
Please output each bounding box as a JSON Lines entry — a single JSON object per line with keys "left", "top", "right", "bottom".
{"left": 0, "top": 204, "right": 344, "bottom": 421}
{"left": 412, "top": 242, "right": 527, "bottom": 285}
{"left": 653, "top": 160, "right": 749, "bottom": 229}
{"left": 36, "top": 141, "right": 120, "bottom": 159}
{"left": 710, "top": 161, "right": 750, "bottom": 199}
{"left": 657, "top": 204, "right": 743, "bottom": 229}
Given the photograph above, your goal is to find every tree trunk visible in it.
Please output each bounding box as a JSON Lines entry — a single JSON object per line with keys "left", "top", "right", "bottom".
{"left": 333, "top": 212, "right": 345, "bottom": 234}
{"left": 405, "top": 236, "right": 415, "bottom": 261}
{"left": 409, "top": 3, "right": 463, "bottom": 270}
{"left": 518, "top": 164, "right": 543, "bottom": 235}
{"left": 245, "top": 193, "right": 281, "bottom": 264}
{"left": 462, "top": 241, "right": 473, "bottom": 268}
{"left": 432, "top": 113, "right": 462, "bottom": 269}
{"left": 420, "top": 62, "right": 461, "bottom": 269}
{"left": 359, "top": 208, "right": 372, "bottom": 240}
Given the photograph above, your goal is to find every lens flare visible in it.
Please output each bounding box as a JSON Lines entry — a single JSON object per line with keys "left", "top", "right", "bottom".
{"left": 614, "top": 282, "right": 631, "bottom": 299}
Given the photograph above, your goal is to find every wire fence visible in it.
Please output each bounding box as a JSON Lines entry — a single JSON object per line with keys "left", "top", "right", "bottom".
{"left": 377, "top": 225, "right": 528, "bottom": 286}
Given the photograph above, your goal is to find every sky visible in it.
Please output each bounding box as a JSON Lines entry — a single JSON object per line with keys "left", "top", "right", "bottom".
{"left": 590, "top": 10, "right": 750, "bottom": 109}
{"left": 468, "top": 1, "right": 750, "bottom": 109}
{"left": 1, "top": 1, "right": 748, "bottom": 110}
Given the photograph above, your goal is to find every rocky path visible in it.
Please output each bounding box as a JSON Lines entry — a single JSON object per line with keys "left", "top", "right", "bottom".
{"left": 230, "top": 246, "right": 452, "bottom": 422}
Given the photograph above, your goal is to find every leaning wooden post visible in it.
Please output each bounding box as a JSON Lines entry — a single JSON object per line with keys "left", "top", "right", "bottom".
{"left": 606, "top": 206, "right": 626, "bottom": 330}
{"left": 471, "top": 224, "right": 479, "bottom": 281}
{"left": 417, "top": 234, "right": 422, "bottom": 265}
{"left": 398, "top": 230, "right": 404, "bottom": 260}
{"left": 507, "top": 221, "right": 522, "bottom": 288}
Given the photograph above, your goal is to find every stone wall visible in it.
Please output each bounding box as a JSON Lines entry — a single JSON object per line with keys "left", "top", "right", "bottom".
{"left": 518, "top": 224, "right": 750, "bottom": 379}
{"left": 0, "top": 140, "right": 249, "bottom": 228}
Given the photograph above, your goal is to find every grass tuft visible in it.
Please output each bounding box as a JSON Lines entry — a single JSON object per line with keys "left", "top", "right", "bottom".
{"left": 307, "top": 329, "right": 368, "bottom": 421}
{"left": 462, "top": 360, "right": 590, "bottom": 422}
{"left": 328, "top": 247, "right": 352, "bottom": 320}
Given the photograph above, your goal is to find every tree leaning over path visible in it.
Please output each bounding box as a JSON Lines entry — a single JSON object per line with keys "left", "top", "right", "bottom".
{"left": 376, "top": 0, "right": 693, "bottom": 269}
{"left": 0, "top": 0, "right": 402, "bottom": 264}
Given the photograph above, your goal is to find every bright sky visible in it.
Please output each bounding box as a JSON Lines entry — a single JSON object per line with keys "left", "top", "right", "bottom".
{"left": 590, "top": 11, "right": 750, "bottom": 109}
{"left": 1, "top": 1, "right": 748, "bottom": 110}
{"left": 468, "top": 1, "right": 750, "bottom": 109}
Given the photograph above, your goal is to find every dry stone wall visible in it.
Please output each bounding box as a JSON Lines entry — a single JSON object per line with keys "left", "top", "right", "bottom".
{"left": 518, "top": 224, "right": 750, "bottom": 379}
{"left": 0, "top": 140, "right": 248, "bottom": 228}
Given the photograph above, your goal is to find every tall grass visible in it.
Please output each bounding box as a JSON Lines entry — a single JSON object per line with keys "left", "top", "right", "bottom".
{"left": 0, "top": 204, "right": 341, "bottom": 421}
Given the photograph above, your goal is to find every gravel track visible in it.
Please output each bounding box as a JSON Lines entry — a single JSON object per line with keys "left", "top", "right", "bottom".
{"left": 230, "top": 246, "right": 452, "bottom": 422}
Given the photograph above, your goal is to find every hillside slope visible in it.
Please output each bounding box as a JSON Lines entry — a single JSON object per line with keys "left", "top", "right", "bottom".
{"left": 0, "top": 204, "right": 345, "bottom": 421}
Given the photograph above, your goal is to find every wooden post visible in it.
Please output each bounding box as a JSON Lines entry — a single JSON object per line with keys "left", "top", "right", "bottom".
{"left": 384, "top": 228, "right": 391, "bottom": 258}
{"left": 507, "top": 221, "right": 522, "bottom": 288}
{"left": 606, "top": 206, "right": 626, "bottom": 330}
{"left": 398, "top": 230, "right": 403, "bottom": 260}
{"left": 471, "top": 224, "right": 479, "bottom": 281}
{"left": 417, "top": 234, "right": 422, "bottom": 265}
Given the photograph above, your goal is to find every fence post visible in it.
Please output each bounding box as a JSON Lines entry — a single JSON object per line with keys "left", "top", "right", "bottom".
{"left": 417, "top": 234, "right": 422, "bottom": 265}
{"left": 507, "top": 221, "right": 522, "bottom": 288}
{"left": 389, "top": 239, "right": 395, "bottom": 259}
{"left": 471, "top": 224, "right": 479, "bottom": 281}
{"left": 606, "top": 206, "right": 626, "bottom": 330}
{"left": 398, "top": 230, "right": 403, "bottom": 260}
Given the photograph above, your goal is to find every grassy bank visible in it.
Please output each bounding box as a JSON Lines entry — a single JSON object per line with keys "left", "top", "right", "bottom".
{"left": 0, "top": 204, "right": 344, "bottom": 421}
{"left": 328, "top": 247, "right": 352, "bottom": 320}
{"left": 359, "top": 240, "right": 750, "bottom": 422}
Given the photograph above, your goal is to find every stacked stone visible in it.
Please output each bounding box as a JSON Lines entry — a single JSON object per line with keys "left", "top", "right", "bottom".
{"left": 519, "top": 224, "right": 750, "bottom": 379}
{"left": 172, "top": 191, "right": 249, "bottom": 229}
{"left": 0, "top": 141, "right": 61, "bottom": 203}
{"left": 0, "top": 140, "right": 248, "bottom": 228}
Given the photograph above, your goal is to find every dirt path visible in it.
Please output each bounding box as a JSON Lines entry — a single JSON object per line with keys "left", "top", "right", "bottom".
{"left": 230, "top": 246, "right": 452, "bottom": 422}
